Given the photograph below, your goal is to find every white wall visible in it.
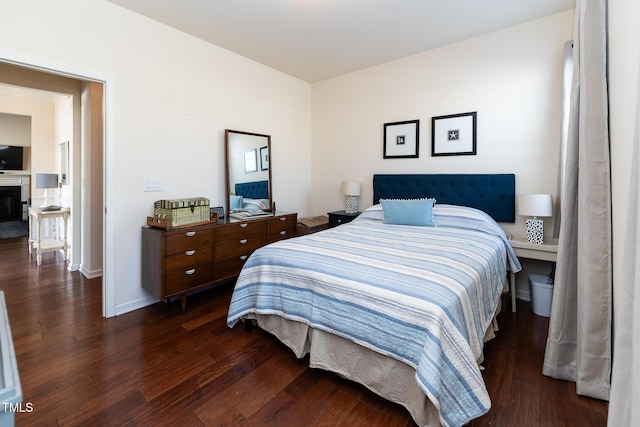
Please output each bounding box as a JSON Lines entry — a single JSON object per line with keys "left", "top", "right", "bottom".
{"left": 0, "top": 113, "right": 30, "bottom": 147}
{"left": 311, "top": 11, "right": 573, "bottom": 236}
{"left": 0, "top": 0, "right": 311, "bottom": 315}
{"left": 311, "top": 11, "right": 573, "bottom": 299}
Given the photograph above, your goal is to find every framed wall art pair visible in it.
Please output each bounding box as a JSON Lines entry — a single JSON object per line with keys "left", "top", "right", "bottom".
{"left": 383, "top": 112, "right": 477, "bottom": 158}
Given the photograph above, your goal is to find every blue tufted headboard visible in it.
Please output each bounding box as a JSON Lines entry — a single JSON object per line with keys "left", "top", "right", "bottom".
{"left": 373, "top": 174, "right": 515, "bottom": 222}
{"left": 235, "top": 180, "right": 269, "bottom": 200}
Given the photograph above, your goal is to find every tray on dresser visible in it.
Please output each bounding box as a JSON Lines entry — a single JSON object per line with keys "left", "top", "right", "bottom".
{"left": 146, "top": 212, "right": 218, "bottom": 230}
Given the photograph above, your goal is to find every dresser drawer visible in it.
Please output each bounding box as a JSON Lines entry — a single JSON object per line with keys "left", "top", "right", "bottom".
{"left": 214, "top": 236, "right": 267, "bottom": 262}
{"left": 164, "top": 262, "right": 213, "bottom": 296}
{"left": 165, "top": 247, "right": 212, "bottom": 271}
{"left": 216, "top": 220, "right": 268, "bottom": 241}
{"left": 214, "top": 220, "right": 267, "bottom": 262}
{"left": 268, "top": 214, "right": 297, "bottom": 242}
{"left": 215, "top": 257, "right": 250, "bottom": 280}
{"left": 164, "top": 228, "right": 213, "bottom": 255}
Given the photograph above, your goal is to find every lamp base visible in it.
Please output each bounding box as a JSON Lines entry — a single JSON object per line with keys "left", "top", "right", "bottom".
{"left": 344, "top": 196, "right": 359, "bottom": 214}
{"left": 525, "top": 218, "right": 544, "bottom": 244}
{"left": 40, "top": 188, "right": 60, "bottom": 209}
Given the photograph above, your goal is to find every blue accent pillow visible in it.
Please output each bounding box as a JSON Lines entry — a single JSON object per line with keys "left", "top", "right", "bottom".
{"left": 230, "top": 195, "right": 243, "bottom": 211}
{"left": 380, "top": 198, "right": 436, "bottom": 226}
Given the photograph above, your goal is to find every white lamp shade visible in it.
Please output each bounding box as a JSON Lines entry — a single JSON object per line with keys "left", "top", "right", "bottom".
{"left": 342, "top": 181, "right": 361, "bottom": 196}
{"left": 35, "top": 173, "right": 59, "bottom": 189}
{"left": 518, "top": 194, "right": 553, "bottom": 217}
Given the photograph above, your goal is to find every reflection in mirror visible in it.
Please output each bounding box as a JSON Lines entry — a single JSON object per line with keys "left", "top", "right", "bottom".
{"left": 225, "top": 129, "right": 272, "bottom": 219}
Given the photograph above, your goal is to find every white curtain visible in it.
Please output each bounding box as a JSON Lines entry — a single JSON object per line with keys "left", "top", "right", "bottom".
{"left": 607, "top": 49, "right": 640, "bottom": 427}
{"left": 542, "top": 0, "right": 612, "bottom": 400}
{"left": 553, "top": 41, "right": 573, "bottom": 239}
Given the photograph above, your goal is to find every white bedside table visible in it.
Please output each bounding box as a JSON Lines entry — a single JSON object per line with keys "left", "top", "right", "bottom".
{"left": 28, "top": 207, "right": 70, "bottom": 266}
{"left": 509, "top": 235, "right": 558, "bottom": 312}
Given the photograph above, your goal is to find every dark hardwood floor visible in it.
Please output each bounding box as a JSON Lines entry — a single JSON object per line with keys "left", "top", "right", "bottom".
{"left": 0, "top": 236, "right": 608, "bottom": 426}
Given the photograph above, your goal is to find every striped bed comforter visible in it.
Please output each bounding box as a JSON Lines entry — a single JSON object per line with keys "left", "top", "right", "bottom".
{"left": 227, "top": 204, "right": 521, "bottom": 427}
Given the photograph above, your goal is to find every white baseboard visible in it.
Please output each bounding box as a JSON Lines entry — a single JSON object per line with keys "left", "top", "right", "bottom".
{"left": 80, "top": 265, "right": 102, "bottom": 279}
{"left": 517, "top": 289, "right": 531, "bottom": 302}
{"left": 116, "top": 295, "right": 159, "bottom": 316}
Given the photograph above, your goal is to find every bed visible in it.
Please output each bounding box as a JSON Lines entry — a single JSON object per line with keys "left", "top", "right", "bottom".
{"left": 227, "top": 174, "right": 521, "bottom": 427}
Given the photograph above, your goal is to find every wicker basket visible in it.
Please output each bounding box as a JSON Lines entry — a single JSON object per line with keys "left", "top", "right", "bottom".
{"left": 152, "top": 197, "right": 210, "bottom": 227}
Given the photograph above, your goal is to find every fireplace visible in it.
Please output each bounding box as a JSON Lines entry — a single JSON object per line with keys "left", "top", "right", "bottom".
{"left": 0, "top": 186, "right": 21, "bottom": 222}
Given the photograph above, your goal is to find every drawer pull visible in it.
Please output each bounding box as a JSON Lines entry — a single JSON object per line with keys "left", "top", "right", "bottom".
{"left": 279, "top": 217, "right": 287, "bottom": 222}
{"left": 240, "top": 223, "right": 248, "bottom": 228}
{"left": 185, "top": 231, "right": 196, "bottom": 237}
{"left": 185, "top": 250, "right": 195, "bottom": 256}
{"left": 280, "top": 231, "right": 287, "bottom": 236}
{"left": 239, "top": 238, "right": 248, "bottom": 244}
{"left": 185, "top": 268, "right": 196, "bottom": 275}
{"left": 240, "top": 255, "right": 248, "bottom": 261}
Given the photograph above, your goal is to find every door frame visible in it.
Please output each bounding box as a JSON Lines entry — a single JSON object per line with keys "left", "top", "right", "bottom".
{"left": 0, "top": 51, "right": 116, "bottom": 317}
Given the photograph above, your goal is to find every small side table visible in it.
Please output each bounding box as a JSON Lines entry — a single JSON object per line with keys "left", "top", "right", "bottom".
{"left": 327, "top": 210, "right": 361, "bottom": 228}
{"left": 509, "top": 236, "right": 558, "bottom": 313}
{"left": 28, "top": 207, "right": 70, "bottom": 266}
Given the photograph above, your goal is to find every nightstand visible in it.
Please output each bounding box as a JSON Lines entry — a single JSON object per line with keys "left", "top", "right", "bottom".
{"left": 28, "top": 206, "right": 71, "bottom": 266}
{"left": 327, "top": 210, "right": 360, "bottom": 228}
{"left": 508, "top": 236, "right": 558, "bottom": 313}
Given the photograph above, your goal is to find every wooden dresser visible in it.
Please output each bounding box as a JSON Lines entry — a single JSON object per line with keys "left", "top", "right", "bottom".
{"left": 142, "top": 212, "right": 297, "bottom": 312}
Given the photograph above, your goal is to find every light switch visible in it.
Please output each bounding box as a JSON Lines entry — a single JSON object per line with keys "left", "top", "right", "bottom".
{"left": 144, "top": 177, "right": 164, "bottom": 192}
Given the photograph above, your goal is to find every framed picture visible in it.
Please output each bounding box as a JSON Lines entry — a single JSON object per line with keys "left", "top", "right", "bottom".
{"left": 210, "top": 206, "right": 225, "bottom": 222}
{"left": 383, "top": 120, "right": 419, "bottom": 159}
{"left": 431, "top": 112, "right": 477, "bottom": 156}
{"left": 244, "top": 149, "right": 257, "bottom": 173}
{"left": 259, "top": 145, "right": 269, "bottom": 171}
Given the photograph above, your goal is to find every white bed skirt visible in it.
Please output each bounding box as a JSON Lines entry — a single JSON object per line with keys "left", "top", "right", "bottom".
{"left": 251, "top": 314, "right": 466, "bottom": 426}
{"left": 247, "top": 297, "right": 502, "bottom": 427}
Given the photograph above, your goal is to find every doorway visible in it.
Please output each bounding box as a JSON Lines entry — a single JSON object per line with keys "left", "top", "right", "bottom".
{"left": 0, "top": 55, "right": 115, "bottom": 317}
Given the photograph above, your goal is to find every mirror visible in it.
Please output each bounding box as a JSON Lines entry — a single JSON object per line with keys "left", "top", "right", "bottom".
{"left": 225, "top": 129, "right": 272, "bottom": 219}
{"left": 58, "top": 141, "right": 69, "bottom": 185}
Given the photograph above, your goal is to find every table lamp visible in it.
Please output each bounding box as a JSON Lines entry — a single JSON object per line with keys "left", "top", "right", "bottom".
{"left": 342, "top": 181, "right": 361, "bottom": 214}
{"left": 36, "top": 173, "right": 60, "bottom": 209}
{"left": 518, "top": 194, "right": 552, "bottom": 244}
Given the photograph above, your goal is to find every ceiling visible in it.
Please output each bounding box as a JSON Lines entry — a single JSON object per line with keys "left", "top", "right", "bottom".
{"left": 107, "top": 0, "right": 575, "bottom": 83}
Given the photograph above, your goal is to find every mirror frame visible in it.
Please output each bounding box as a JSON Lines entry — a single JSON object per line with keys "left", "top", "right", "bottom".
{"left": 224, "top": 129, "right": 272, "bottom": 219}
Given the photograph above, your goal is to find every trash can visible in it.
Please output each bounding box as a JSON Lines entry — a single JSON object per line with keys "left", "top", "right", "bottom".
{"left": 529, "top": 274, "right": 554, "bottom": 317}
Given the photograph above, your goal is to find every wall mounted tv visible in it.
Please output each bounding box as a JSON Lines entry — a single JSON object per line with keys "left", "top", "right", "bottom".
{"left": 0, "top": 145, "right": 24, "bottom": 171}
